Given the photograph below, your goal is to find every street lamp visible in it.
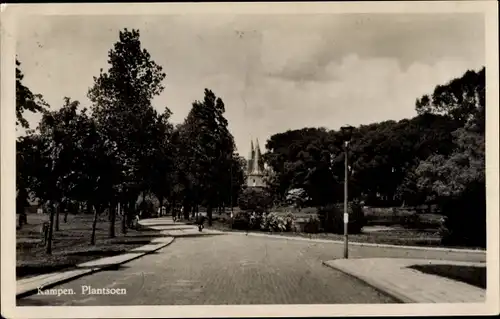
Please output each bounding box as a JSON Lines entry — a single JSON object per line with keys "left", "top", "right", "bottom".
{"left": 341, "top": 125, "right": 354, "bottom": 259}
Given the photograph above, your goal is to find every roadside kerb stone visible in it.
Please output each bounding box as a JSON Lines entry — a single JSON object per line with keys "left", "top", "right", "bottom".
{"left": 224, "top": 231, "right": 485, "bottom": 255}
{"left": 322, "top": 258, "right": 486, "bottom": 303}
{"left": 16, "top": 236, "right": 175, "bottom": 299}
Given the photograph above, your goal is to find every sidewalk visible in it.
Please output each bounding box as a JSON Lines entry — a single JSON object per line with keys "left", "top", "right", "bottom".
{"left": 140, "top": 218, "right": 226, "bottom": 237}
{"left": 17, "top": 229, "right": 175, "bottom": 298}
{"left": 323, "top": 258, "right": 486, "bottom": 303}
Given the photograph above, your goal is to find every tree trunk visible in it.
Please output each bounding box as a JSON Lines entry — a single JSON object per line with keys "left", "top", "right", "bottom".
{"left": 191, "top": 205, "right": 196, "bottom": 219}
{"left": 221, "top": 201, "right": 225, "bottom": 215}
{"left": 63, "top": 202, "right": 69, "bottom": 223}
{"left": 207, "top": 203, "right": 213, "bottom": 226}
{"left": 121, "top": 202, "right": 127, "bottom": 234}
{"left": 90, "top": 204, "right": 100, "bottom": 245}
{"left": 170, "top": 198, "right": 176, "bottom": 216}
{"left": 109, "top": 201, "right": 116, "bottom": 238}
{"left": 46, "top": 201, "right": 55, "bottom": 254}
{"left": 86, "top": 202, "right": 92, "bottom": 215}
{"left": 183, "top": 201, "right": 190, "bottom": 220}
{"left": 158, "top": 196, "right": 164, "bottom": 217}
{"left": 55, "top": 202, "right": 60, "bottom": 231}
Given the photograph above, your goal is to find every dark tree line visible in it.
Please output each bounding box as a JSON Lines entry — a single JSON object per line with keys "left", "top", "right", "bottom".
{"left": 263, "top": 67, "right": 486, "bottom": 247}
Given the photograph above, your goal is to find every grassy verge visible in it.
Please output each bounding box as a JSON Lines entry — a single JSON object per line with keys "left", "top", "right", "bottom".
{"left": 409, "top": 264, "right": 486, "bottom": 289}
{"left": 206, "top": 219, "right": 482, "bottom": 250}
{"left": 207, "top": 220, "right": 441, "bottom": 245}
{"left": 16, "top": 213, "right": 163, "bottom": 279}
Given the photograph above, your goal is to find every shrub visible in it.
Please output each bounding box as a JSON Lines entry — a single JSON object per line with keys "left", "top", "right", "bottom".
{"left": 317, "top": 201, "right": 366, "bottom": 234}
{"left": 231, "top": 211, "right": 250, "bottom": 230}
{"left": 231, "top": 211, "right": 263, "bottom": 230}
{"left": 260, "top": 212, "right": 295, "bottom": 232}
{"left": 303, "top": 215, "right": 321, "bottom": 234}
{"left": 438, "top": 185, "right": 486, "bottom": 248}
{"left": 238, "top": 187, "right": 273, "bottom": 213}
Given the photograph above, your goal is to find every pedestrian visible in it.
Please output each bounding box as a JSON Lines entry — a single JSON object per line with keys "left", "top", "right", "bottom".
{"left": 197, "top": 214, "right": 205, "bottom": 232}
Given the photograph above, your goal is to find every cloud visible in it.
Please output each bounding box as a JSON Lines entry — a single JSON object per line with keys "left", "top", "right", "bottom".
{"left": 15, "top": 13, "right": 485, "bottom": 157}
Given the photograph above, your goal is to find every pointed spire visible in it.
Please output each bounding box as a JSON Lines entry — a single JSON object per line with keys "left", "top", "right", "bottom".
{"left": 255, "top": 138, "right": 263, "bottom": 172}
{"left": 251, "top": 139, "right": 263, "bottom": 175}
{"left": 248, "top": 139, "right": 255, "bottom": 161}
{"left": 247, "top": 139, "right": 255, "bottom": 174}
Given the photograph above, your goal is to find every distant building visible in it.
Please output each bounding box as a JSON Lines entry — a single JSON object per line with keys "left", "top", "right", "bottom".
{"left": 246, "top": 139, "right": 266, "bottom": 188}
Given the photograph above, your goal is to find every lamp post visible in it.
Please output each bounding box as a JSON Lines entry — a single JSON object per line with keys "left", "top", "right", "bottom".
{"left": 230, "top": 158, "right": 234, "bottom": 218}
{"left": 341, "top": 125, "right": 354, "bottom": 259}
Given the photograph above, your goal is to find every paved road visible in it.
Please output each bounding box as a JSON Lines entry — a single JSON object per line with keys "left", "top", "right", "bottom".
{"left": 18, "top": 233, "right": 399, "bottom": 305}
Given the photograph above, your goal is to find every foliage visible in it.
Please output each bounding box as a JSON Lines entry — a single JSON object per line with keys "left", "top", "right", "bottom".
{"left": 16, "top": 59, "right": 50, "bottom": 129}
{"left": 302, "top": 215, "right": 321, "bottom": 234}
{"left": 176, "top": 89, "right": 240, "bottom": 224}
{"left": 87, "top": 28, "right": 168, "bottom": 234}
{"left": 285, "top": 188, "right": 310, "bottom": 209}
{"left": 416, "top": 67, "right": 485, "bottom": 127}
{"left": 237, "top": 187, "right": 273, "bottom": 213}
{"left": 317, "top": 202, "right": 365, "bottom": 234}
{"left": 413, "top": 67, "right": 485, "bottom": 247}
{"left": 260, "top": 212, "right": 296, "bottom": 232}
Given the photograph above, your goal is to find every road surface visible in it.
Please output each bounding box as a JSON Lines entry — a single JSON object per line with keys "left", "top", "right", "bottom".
{"left": 18, "top": 232, "right": 399, "bottom": 305}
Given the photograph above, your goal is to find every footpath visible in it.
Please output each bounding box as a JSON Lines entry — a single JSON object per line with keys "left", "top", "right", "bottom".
{"left": 16, "top": 220, "right": 176, "bottom": 298}
{"left": 323, "top": 258, "right": 486, "bottom": 303}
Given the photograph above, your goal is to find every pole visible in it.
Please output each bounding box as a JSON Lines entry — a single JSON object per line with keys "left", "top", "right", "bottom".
{"left": 344, "top": 141, "right": 349, "bottom": 259}
{"left": 230, "top": 160, "right": 234, "bottom": 218}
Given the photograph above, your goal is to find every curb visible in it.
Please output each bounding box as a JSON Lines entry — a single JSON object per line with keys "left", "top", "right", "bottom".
{"left": 222, "top": 230, "right": 485, "bottom": 254}
{"left": 16, "top": 237, "right": 175, "bottom": 299}
{"left": 321, "top": 260, "right": 414, "bottom": 304}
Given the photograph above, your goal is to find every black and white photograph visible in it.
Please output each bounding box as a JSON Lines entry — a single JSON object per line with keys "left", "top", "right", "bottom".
{"left": 1, "top": 1, "right": 499, "bottom": 318}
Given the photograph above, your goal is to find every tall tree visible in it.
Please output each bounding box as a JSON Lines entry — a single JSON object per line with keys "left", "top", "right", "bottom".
{"left": 181, "top": 89, "right": 236, "bottom": 225}
{"left": 24, "top": 98, "right": 91, "bottom": 253}
{"left": 88, "top": 28, "right": 167, "bottom": 234}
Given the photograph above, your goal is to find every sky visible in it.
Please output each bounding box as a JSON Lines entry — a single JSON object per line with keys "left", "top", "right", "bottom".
{"left": 16, "top": 13, "right": 485, "bottom": 159}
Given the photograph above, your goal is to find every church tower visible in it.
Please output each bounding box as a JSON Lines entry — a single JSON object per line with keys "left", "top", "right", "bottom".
{"left": 246, "top": 139, "right": 266, "bottom": 188}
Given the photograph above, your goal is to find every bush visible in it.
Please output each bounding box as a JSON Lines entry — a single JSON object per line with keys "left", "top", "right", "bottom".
{"left": 438, "top": 185, "right": 486, "bottom": 248}
{"left": 238, "top": 187, "right": 273, "bottom": 213}
{"left": 260, "top": 212, "right": 295, "bottom": 232}
{"left": 303, "top": 215, "right": 321, "bottom": 234}
{"left": 317, "top": 201, "right": 365, "bottom": 234}
{"left": 230, "top": 211, "right": 263, "bottom": 230}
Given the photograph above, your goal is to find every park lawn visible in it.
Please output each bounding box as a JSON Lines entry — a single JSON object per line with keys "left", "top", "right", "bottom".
{"left": 409, "top": 264, "right": 486, "bottom": 289}
{"left": 16, "top": 213, "right": 163, "bottom": 279}
{"left": 207, "top": 217, "right": 452, "bottom": 247}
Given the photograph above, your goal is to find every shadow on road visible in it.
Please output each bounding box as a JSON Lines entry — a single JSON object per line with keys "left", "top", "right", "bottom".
{"left": 169, "top": 233, "right": 226, "bottom": 239}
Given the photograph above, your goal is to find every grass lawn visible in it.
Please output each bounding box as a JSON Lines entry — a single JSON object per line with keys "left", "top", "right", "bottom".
{"left": 409, "top": 264, "right": 486, "bottom": 289}
{"left": 206, "top": 218, "right": 444, "bottom": 247}
{"left": 16, "top": 213, "right": 163, "bottom": 279}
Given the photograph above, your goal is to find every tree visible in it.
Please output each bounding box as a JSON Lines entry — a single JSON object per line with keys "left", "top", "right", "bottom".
{"left": 148, "top": 108, "right": 175, "bottom": 217}
{"left": 23, "top": 98, "right": 89, "bottom": 253}
{"left": 16, "top": 59, "right": 49, "bottom": 129}
{"left": 414, "top": 67, "right": 486, "bottom": 247}
{"left": 180, "top": 89, "right": 236, "bottom": 225}
{"left": 416, "top": 67, "right": 485, "bottom": 127}
{"left": 238, "top": 187, "right": 273, "bottom": 213}
{"left": 264, "top": 128, "right": 338, "bottom": 205}
{"left": 88, "top": 28, "right": 167, "bottom": 235}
